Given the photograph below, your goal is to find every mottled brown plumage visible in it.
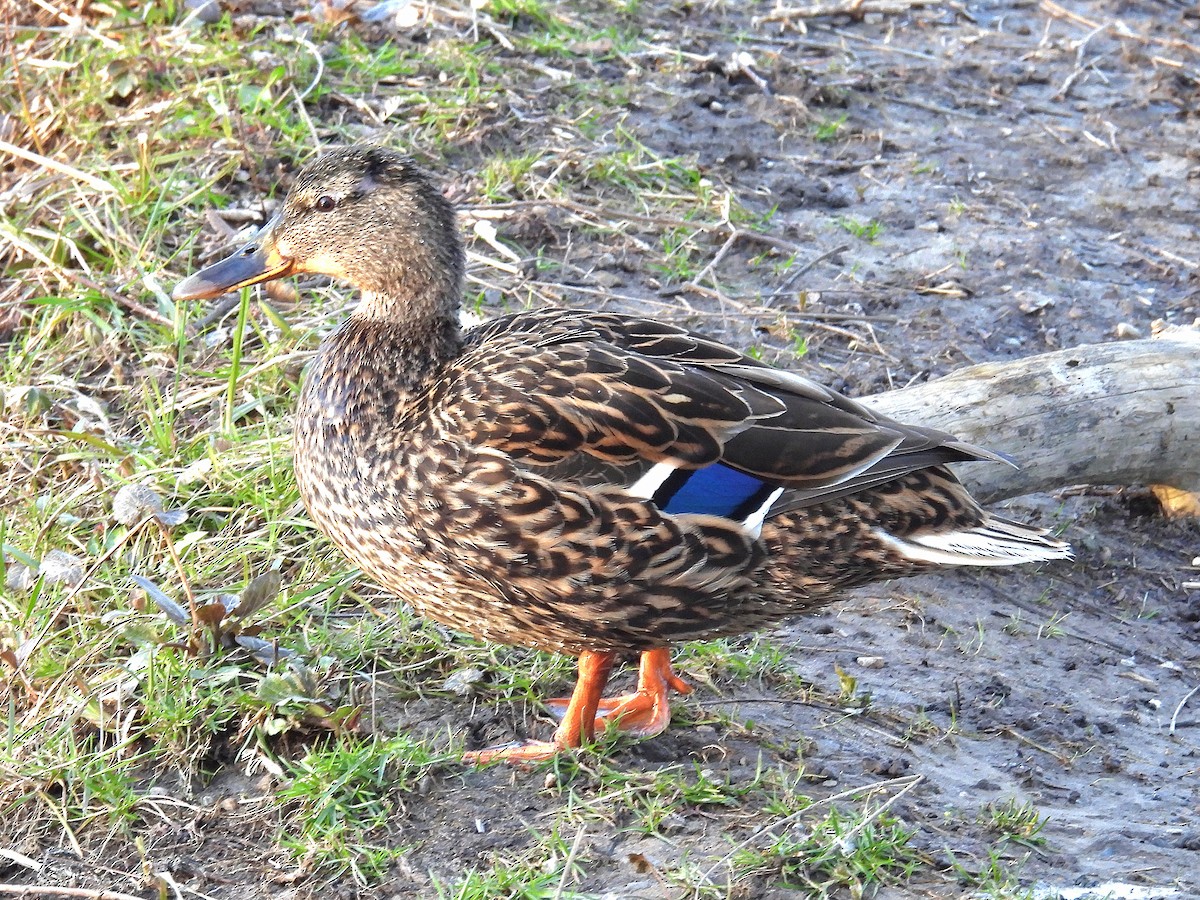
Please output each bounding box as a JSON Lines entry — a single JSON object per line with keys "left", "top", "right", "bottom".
{"left": 174, "top": 145, "right": 1071, "bottom": 762}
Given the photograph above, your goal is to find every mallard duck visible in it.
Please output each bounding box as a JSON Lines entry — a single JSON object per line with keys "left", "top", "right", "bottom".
{"left": 174, "top": 145, "right": 1071, "bottom": 762}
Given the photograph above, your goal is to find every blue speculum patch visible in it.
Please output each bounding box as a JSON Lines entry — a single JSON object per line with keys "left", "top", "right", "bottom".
{"left": 657, "top": 462, "right": 779, "bottom": 521}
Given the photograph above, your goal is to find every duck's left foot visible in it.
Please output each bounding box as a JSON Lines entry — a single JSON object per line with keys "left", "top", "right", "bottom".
{"left": 464, "top": 649, "right": 617, "bottom": 765}
{"left": 463, "top": 648, "right": 692, "bottom": 764}
{"left": 547, "top": 648, "right": 691, "bottom": 738}
{"left": 463, "top": 739, "right": 562, "bottom": 765}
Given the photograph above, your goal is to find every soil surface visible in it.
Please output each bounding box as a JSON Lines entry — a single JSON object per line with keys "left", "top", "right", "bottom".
{"left": 10, "top": 0, "right": 1200, "bottom": 897}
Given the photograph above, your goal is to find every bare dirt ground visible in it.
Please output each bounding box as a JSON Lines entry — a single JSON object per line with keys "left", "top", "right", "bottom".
{"left": 7, "top": 0, "right": 1200, "bottom": 897}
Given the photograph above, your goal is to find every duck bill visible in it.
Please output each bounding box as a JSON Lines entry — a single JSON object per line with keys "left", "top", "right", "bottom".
{"left": 173, "top": 218, "right": 294, "bottom": 301}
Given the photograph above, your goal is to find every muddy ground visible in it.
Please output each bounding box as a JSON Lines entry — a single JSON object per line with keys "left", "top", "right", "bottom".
{"left": 13, "top": 0, "right": 1200, "bottom": 897}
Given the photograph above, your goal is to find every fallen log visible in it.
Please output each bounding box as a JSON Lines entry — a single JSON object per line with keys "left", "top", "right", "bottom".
{"left": 863, "top": 324, "right": 1200, "bottom": 510}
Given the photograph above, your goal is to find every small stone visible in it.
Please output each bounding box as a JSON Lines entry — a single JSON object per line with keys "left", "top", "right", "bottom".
{"left": 361, "top": 0, "right": 420, "bottom": 27}
{"left": 1016, "top": 291, "right": 1055, "bottom": 315}
{"left": 1176, "top": 831, "right": 1200, "bottom": 850}
{"left": 1114, "top": 322, "right": 1142, "bottom": 339}
{"left": 658, "top": 813, "right": 688, "bottom": 834}
{"left": 731, "top": 50, "right": 756, "bottom": 71}
{"left": 183, "top": 0, "right": 221, "bottom": 24}
{"left": 856, "top": 655, "right": 886, "bottom": 669}
{"left": 442, "top": 667, "right": 485, "bottom": 696}
{"left": 592, "top": 270, "right": 623, "bottom": 289}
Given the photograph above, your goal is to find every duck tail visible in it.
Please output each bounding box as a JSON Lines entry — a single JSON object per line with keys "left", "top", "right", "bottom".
{"left": 873, "top": 515, "right": 1073, "bottom": 568}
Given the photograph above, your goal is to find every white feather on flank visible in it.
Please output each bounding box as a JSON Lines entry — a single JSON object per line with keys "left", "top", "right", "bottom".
{"left": 743, "top": 487, "right": 785, "bottom": 539}
{"left": 873, "top": 522, "right": 1072, "bottom": 567}
{"left": 628, "top": 461, "right": 677, "bottom": 499}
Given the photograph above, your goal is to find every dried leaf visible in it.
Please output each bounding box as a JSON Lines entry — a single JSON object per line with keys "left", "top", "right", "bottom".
{"left": 40, "top": 549, "right": 85, "bottom": 586}
{"left": 443, "top": 667, "right": 485, "bottom": 696}
{"left": 1151, "top": 485, "right": 1200, "bottom": 518}
{"left": 113, "top": 483, "right": 163, "bottom": 524}
{"left": 237, "top": 571, "right": 283, "bottom": 616}
{"left": 628, "top": 852, "right": 657, "bottom": 874}
{"left": 195, "top": 602, "right": 228, "bottom": 628}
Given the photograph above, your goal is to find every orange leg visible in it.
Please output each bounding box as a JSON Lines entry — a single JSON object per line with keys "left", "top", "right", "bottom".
{"left": 547, "top": 648, "right": 692, "bottom": 738}
{"left": 463, "top": 649, "right": 616, "bottom": 764}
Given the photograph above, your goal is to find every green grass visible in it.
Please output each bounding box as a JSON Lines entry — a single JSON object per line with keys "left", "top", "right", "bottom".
{"left": 838, "top": 215, "right": 885, "bottom": 242}
{"left": 432, "top": 859, "right": 568, "bottom": 900}
{"left": 479, "top": 152, "right": 547, "bottom": 201}
{"left": 812, "top": 113, "right": 848, "bottom": 142}
{"left": 733, "top": 804, "right": 920, "bottom": 893}
{"left": 982, "top": 798, "right": 1048, "bottom": 849}
{"left": 279, "top": 734, "right": 444, "bottom": 883}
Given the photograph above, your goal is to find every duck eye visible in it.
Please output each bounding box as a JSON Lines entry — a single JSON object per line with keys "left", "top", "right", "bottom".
{"left": 315, "top": 195, "right": 336, "bottom": 212}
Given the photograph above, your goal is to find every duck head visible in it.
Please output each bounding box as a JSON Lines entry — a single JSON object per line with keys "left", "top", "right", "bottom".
{"left": 173, "top": 146, "right": 464, "bottom": 323}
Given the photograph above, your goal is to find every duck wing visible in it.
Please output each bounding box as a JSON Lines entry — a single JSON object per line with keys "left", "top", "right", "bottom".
{"left": 442, "top": 310, "right": 1003, "bottom": 525}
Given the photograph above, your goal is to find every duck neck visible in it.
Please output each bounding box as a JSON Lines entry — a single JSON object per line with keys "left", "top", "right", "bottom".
{"left": 347, "top": 242, "right": 466, "bottom": 376}
{"left": 350, "top": 211, "right": 466, "bottom": 328}
{"left": 337, "top": 302, "right": 464, "bottom": 395}
{"left": 353, "top": 274, "right": 460, "bottom": 323}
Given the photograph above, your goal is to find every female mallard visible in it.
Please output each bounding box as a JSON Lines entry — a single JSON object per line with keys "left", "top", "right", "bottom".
{"left": 174, "top": 145, "right": 1071, "bottom": 762}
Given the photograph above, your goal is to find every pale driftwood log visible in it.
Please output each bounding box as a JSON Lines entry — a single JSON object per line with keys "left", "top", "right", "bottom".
{"left": 863, "top": 326, "right": 1200, "bottom": 507}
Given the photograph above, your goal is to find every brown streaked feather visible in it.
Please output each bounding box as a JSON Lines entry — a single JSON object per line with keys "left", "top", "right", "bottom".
{"left": 444, "top": 309, "right": 995, "bottom": 502}
{"left": 456, "top": 314, "right": 837, "bottom": 469}
{"left": 291, "top": 303, "right": 1065, "bottom": 656}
